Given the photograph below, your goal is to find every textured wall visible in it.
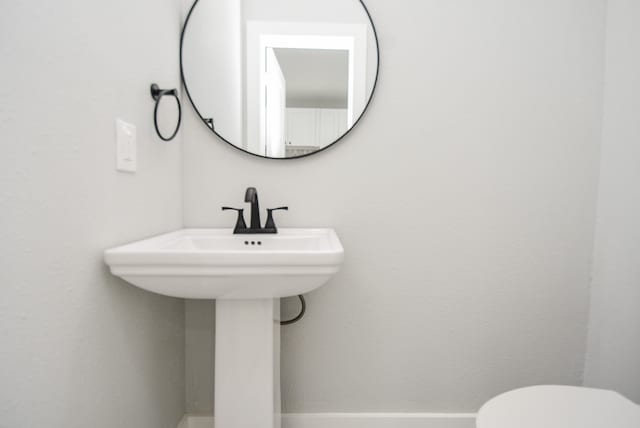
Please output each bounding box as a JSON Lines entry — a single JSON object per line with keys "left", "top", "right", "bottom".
{"left": 182, "top": 0, "right": 607, "bottom": 413}
{"left": 0, "top": 1, "right": 185, "bottom": 427}
{"left": 584, "top": 0, "right": 640, "bottom": 404}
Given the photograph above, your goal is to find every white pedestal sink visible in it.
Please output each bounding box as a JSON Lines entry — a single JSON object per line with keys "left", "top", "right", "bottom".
{"left": 104, "top": 229, "right": 344, "bottom": 428}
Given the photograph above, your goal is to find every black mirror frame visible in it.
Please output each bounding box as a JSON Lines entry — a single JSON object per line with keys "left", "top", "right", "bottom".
{"left": 180, "top": 0, "right": 380, "bottom": 160}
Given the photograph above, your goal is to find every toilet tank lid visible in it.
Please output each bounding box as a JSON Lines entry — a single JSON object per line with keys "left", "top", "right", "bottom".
{"left": 476, "top": 385, "right": 640, "bottom": 428}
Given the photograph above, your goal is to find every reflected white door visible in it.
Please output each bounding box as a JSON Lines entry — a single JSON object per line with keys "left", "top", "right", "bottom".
{"left": 264, "top": 48, "right": 286, "bottom": 157}
{"left": 286, "top": 108, "right": 317, "bottom": 147}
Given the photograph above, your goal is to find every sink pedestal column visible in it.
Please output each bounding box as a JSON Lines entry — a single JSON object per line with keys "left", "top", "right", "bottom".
{"left": 215, "top": 299, "right": 281, "bottom": 428}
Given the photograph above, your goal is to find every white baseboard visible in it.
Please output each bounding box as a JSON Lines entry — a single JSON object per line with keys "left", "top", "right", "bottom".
{"left": 178, "top": 413, "right": 477, "bottom": 428}
{"left": 177, "top": 415, "right": 213, "bottom": 428}
{"left": 283, "top": 413, "right": 476, "bottom": 428}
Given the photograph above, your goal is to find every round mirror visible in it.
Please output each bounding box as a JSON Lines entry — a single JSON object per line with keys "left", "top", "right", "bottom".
{"left": 181, "top": 0, "right": 379, "bottom": 159}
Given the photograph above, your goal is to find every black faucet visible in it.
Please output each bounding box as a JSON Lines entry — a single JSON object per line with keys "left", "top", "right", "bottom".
{"left": 222, "top": 187, "right": 288, "bottom": 234}
{"left": 245, "top": 187, "right": 261, "bottom": 230}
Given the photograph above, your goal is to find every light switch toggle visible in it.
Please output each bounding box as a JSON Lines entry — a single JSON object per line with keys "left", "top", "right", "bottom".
{"left": 116, "top": 119, "right": 137, "bottom": 172}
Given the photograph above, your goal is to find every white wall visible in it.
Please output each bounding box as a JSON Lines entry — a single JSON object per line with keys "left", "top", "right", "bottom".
{"left": 183, "top": 0, "right": 607, "bottom": 413}
{"left": 584, "top": 0, "right": 640, "bottom": 404}
{"left": 0, "top": 1, "right": 185, "bottom": 427}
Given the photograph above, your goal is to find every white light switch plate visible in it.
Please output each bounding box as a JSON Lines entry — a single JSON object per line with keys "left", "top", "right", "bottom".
{"left": 116, "top": 119, "right": 137, "bottom": 172}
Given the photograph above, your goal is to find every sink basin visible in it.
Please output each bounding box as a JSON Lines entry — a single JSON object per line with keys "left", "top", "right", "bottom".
{"left": 104, "top": 228, "right": 344, "bottom": 299}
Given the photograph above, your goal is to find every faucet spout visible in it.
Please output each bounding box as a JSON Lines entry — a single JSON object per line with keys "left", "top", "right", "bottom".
{"left": 244, "top": 187, "right": 261, "bottom": 229}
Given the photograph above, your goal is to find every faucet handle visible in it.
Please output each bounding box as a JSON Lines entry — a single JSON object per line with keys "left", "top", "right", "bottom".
{"left": 264, "top": 207, "right": 288, "bottom": 232}
{"left": 222, "top": 207, "right": 247, "bottom": 233}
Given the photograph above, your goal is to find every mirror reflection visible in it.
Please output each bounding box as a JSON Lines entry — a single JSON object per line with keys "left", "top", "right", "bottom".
{"left": 181, "top": 0, "right": 379, "bottom": 158}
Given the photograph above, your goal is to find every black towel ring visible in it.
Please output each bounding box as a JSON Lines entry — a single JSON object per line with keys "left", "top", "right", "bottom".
{"left": 150, "top": 83, "right": 181, "bottom": 141}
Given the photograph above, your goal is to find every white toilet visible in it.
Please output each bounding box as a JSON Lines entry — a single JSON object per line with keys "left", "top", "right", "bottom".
{"left": 477, "top": 385, "right": 640, "bottom": 428}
